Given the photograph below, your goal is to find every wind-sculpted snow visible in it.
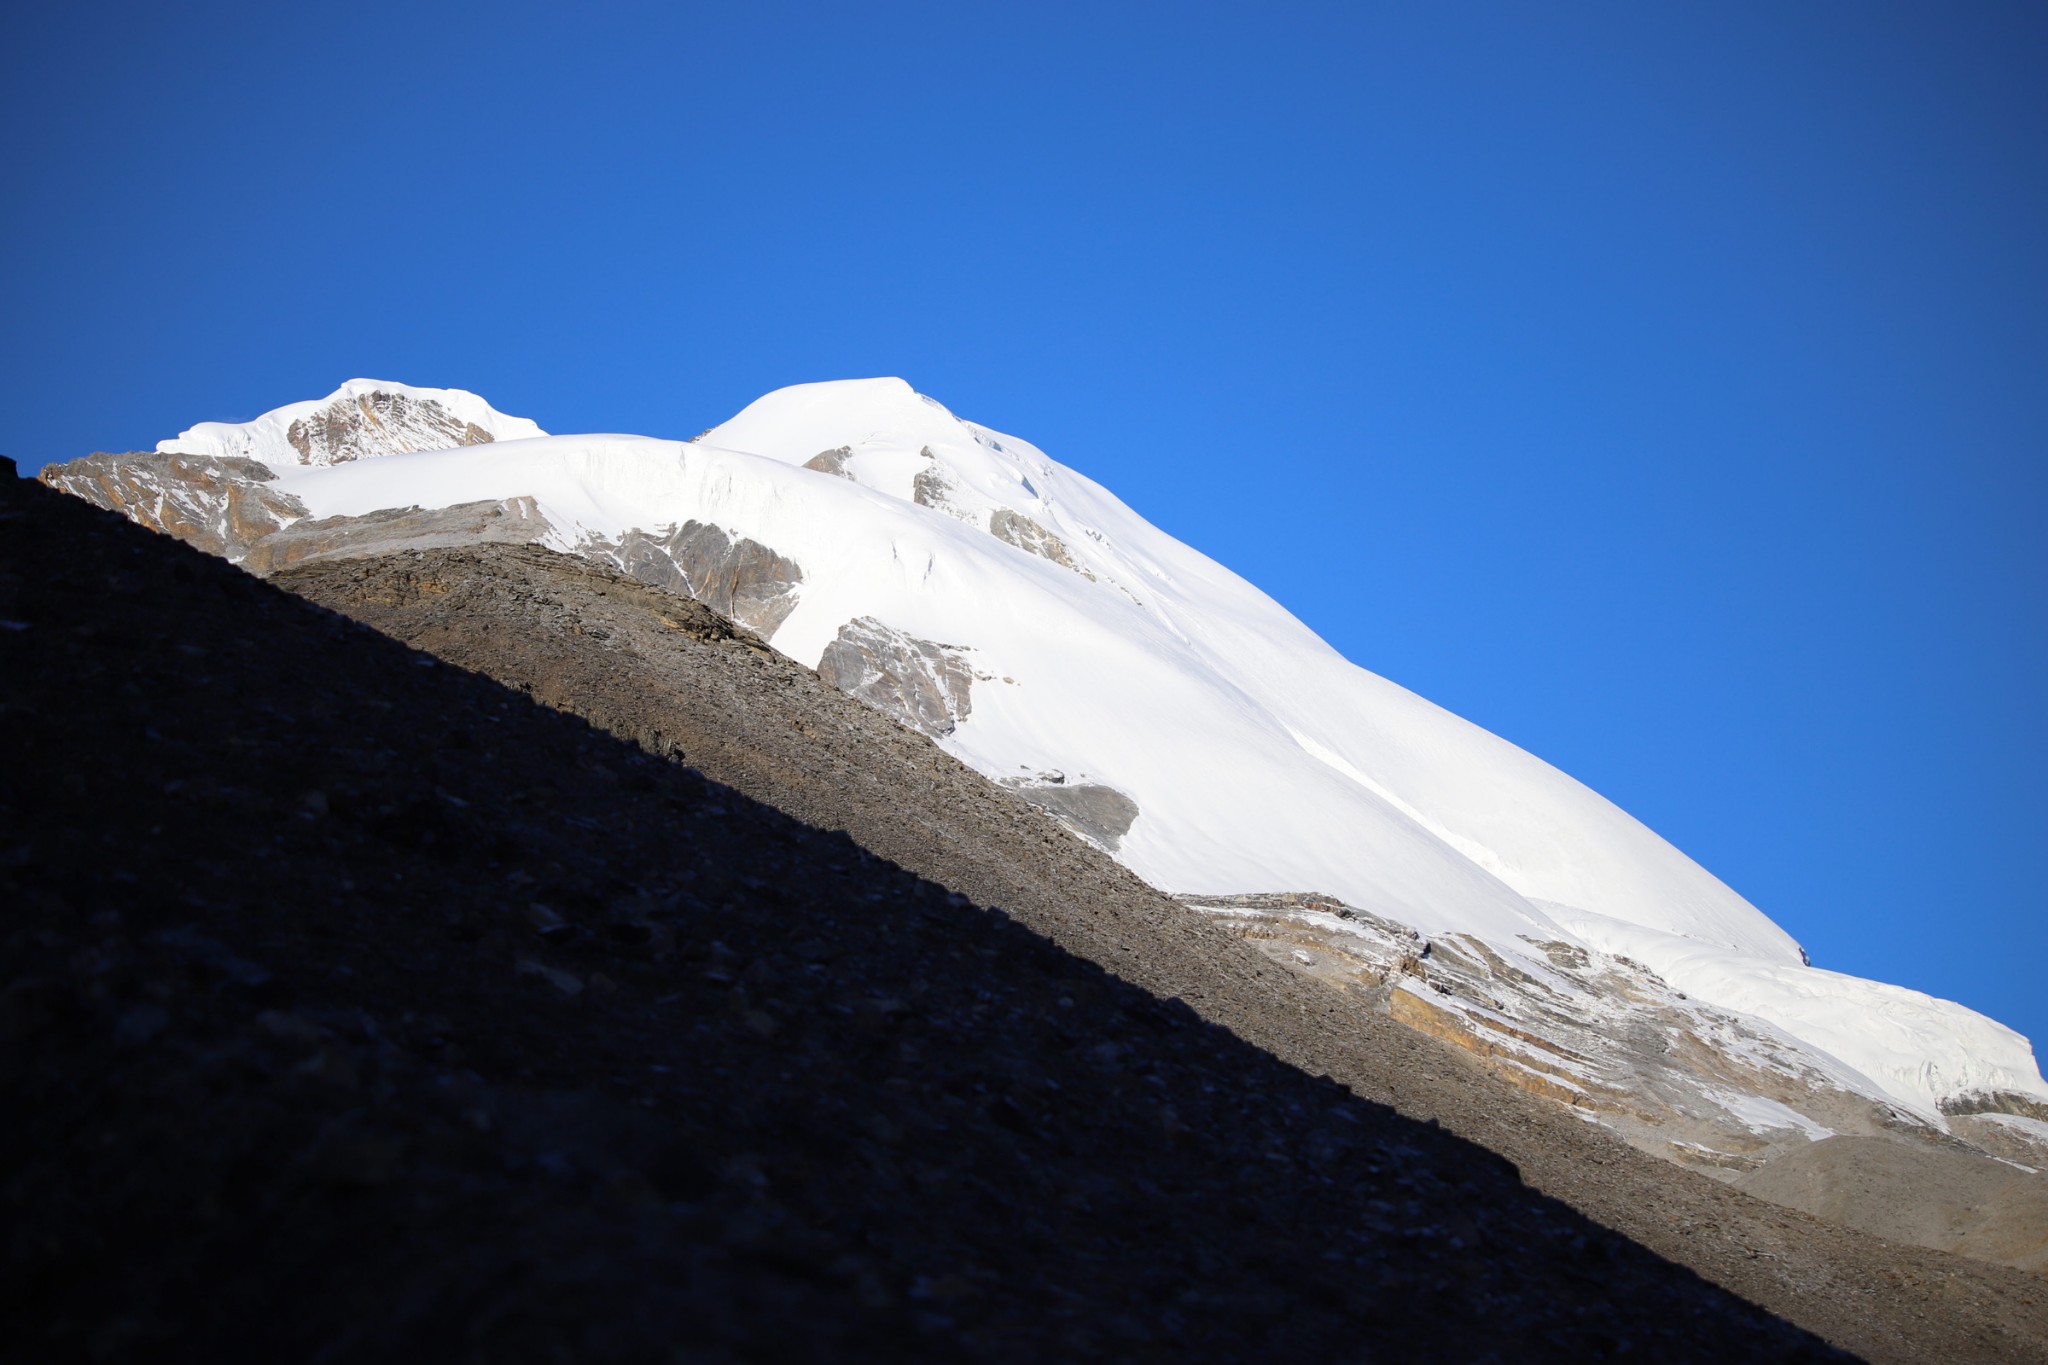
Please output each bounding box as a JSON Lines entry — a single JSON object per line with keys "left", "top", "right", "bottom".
{"left": 56, "top": 375, "right": 2048, "bottom": 1132}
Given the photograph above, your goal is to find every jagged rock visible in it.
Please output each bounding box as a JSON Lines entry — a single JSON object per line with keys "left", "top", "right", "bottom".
{"left": 1942, "top": 1089, "right": 2048, "bottom": 1124}
{"left": 912, "top": 451, "right": 953, "bottom": 509}
{"left": 1175, "top": 888, "right": 1964, "bottom": 1194}
{"left": 1004, "top": 781, "right": 1139, "bottom": 850}
{"left": 816, "top": 617, "right": 974, "bottom": 737}
{"left": 988, "top": 507, "right": 1094, "bottom": 579}
{"left": 801, "top": 446, "right": 853, "bottom": 478}
{"left": 240, "top": 497, "right": 552, "bottom": 574}
{"left": 284, "top": 388, "right": 500, "bottom": 465}
{"left": 37, "top": 451, "right": 306, "bottom": 561}
{"left": 580, "top": 521, "right": 804, "bottom": 639}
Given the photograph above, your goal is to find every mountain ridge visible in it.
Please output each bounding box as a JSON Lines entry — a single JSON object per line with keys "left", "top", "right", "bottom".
{"left": 31, "top": 378, "right": 2048, "bottom": 1162}
{"left": 3, "top": 463, "right": 1918, "bottom": 1362}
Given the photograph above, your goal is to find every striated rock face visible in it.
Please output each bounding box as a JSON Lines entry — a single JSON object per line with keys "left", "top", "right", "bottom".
{"left": 283, "top": 389, "right": 498, "bottom": 465}
{"left": 38, "top": 451, "right": 307, "bottom": 561}
{"left": 1943, "top": 1089, "right": 2048, "bottom": 1124}
{"left": 579, "top": 521, "right": 804, "bottom": 639}
{"left": 157, "top": 378, "right": 545, "bottom": 469}
{"left": 240, "top": 498, "right": 552, "bottom": 575}
{"left": 1177, "top": 891, "right": 1942, "bottom": 1182}
{"left": 1004, "top": 780, "right": 1140, "bottom": 850}
{"left": 989, "top": 507, "right": 1094, "bottom": 580}
{"left": 817, "top": 617, "right": 975, "bottom": 737}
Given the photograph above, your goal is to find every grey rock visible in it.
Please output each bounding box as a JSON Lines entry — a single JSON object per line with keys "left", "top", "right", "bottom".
{"left": 817, "top": 616, "right": 974, "bottom": 737}
{"left": 239, "top": 497, "right": 553, "bottom": 574}
{"left": 581, "top": 521, "right": 804, "bottom": 639}
{"left": 802, "top": 447, "right": 854, "bottom": 479}
{"left": 38, "top": 452, "right": 307, "bottom": 561}
{"left": 1942, "top": 1088, "right": 2048, "bottom": 1124}
{"left": 1174, "top": 888, "right": 1963, "bottom": 1199}
{"left": 284, "top": 388, "right": 499, "bottom": 466}
{"left": 989, "top": 508, "right": 1094, "bottom": 580}
{"left": 912, "top": 458, "right": 952, "bottom": 509}
{"left": 1004, "top": 782, "right": 1139, "bottom": 851}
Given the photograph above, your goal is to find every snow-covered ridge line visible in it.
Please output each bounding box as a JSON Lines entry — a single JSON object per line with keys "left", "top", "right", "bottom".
{"left": 159, "top": 379, "right": 545, "bottom": 467}
{"left": 97, "top": 376, "right": 2048, "bottom": 1126}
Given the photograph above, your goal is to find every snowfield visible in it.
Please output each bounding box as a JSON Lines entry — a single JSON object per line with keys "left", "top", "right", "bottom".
{"left": 195, "top": 377, "right": 2047, "bottom": 1122}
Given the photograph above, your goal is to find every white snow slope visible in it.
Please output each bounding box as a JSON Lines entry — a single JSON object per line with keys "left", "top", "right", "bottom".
{"left": 232, "top": 376, "right": 2043, "bottom": 1122}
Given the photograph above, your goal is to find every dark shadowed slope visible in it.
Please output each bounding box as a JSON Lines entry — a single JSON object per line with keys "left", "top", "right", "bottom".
{"left": 274, "top": 541, "right": 2048, "bottom": 1361}
{"left": 0, "top": 468, "right": 2025, "bottom": 1360}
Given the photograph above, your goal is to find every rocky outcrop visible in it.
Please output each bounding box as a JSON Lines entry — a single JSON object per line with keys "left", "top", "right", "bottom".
{"left": 1176, "top": 890, "right": 1962, "bottom": 1187}
{"left": 1942, "top": 1090, "right": 2048, "bottom": 1124}
{"left": 283, "top": 387, "right": 500, "bottom": 465}
{"left": 817, "top": 617, "right": 974, "bottom": 737}
{"left": 37, "top": 451, "right": 306, "bottom": 561}
{"left": 989, "top": 508, "right": 1094, "bottom": 580}
{"left": 802, "top": 446, "right": 853, "bottom": 478}
{"left": 911, "top": 456, "right": 953, "bottom": 510}
{"left": 797, "top": 442, "right": 1097, "bottom": 586}
{"left": 1002, "top": 779, "right": 1139, "bottom": 850}
{"left": 240, "top": 497, "right": 552, "bottom": 574}
{"left": 1181, "top": 887, "right": 2048, "bottom": 1276}
{"left": 579, "top": 521, "right": 804, "bottom": 639}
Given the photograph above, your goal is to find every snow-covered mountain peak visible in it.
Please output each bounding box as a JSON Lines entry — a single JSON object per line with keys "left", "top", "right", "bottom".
{"left": 701, "top": 377, "right": 976, "bottom": 466}
{"left": 158, "top": 379, "right": 545, "bottom": 468}
{"left": 49, "top": 376, "right": 2048, "bottom": 1139}
{"left": 697, "top": 378, "right": 1072, "bottom": 534}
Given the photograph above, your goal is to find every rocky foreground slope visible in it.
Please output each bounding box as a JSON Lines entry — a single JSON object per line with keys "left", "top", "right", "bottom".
{"left": 36, "top": 453, "right": 2048, "bottom": 1359}
{"left": 3, "top": 458, "right": 2016, "bottom": 1361}
{"left": 264, "top": 538, "right": 2048, "bottom": 1331}
{"left": 41, "top": 378, "right": 2048, "bottom": 1190}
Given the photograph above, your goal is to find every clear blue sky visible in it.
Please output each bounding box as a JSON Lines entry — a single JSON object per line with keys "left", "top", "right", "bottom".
{"left": 5, "top": 2, "right": 2044, "bottom": 1051}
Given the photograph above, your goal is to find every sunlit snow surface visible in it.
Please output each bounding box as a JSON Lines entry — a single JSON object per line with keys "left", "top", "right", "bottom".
{"left": 240, "top": 377, "right": 2040, "bottom": 1120}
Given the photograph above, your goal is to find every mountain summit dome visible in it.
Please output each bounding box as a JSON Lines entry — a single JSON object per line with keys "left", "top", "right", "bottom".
{"left": 158, "top": 378, "right": 545, "bottom": 468}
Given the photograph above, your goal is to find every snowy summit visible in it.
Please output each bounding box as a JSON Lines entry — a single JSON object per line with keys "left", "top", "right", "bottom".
{"left": 42, "top": 376, "right": 2048, "bottom": 1161}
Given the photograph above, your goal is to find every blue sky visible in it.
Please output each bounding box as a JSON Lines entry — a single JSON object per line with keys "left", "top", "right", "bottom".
{"left": 5, "top": 2, "right": 2044, "bottom": 1050}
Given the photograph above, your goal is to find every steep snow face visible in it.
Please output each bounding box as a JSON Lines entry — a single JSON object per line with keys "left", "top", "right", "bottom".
{"left": 221, "top": 378, "right": 2045, "bottom": 1120}
{"left": 698, "top": 380, "right": 1800, "bottom": 950}
{"left": 159, "top": 379, "right": 545, "bottom": 467}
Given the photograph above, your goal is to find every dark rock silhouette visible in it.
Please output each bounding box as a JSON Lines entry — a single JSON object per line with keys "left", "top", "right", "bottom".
{"left": 6, "top": 464, "right": 2044, "bottom": 1361}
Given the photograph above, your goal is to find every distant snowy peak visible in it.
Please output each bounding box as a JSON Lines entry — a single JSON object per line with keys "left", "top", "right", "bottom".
{"left": 700, "top": 378, "right": 1118, "bottom": 587}
{"left": 158, "top": 379, "right": 545, "bottom": 468}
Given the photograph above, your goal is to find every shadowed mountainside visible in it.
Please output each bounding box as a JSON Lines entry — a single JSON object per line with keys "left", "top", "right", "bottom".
{"left": 4, "top": 468, "right": 2044, "bottom": 1360}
